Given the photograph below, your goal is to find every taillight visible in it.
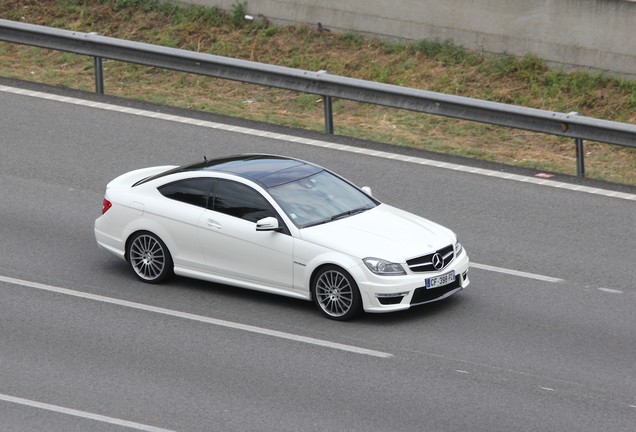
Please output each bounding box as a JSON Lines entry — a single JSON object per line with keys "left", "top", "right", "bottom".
{"left": 102, "top": 198, "right": 112, "bottom": 215}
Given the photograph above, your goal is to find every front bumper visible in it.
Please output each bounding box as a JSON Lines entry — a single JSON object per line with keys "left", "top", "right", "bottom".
{"left": 353, "top": 250, "right": 470, "bottom": 313}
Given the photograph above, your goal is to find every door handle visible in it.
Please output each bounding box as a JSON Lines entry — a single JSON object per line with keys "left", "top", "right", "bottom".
{"left": 207, "top": 219, "right": 222, "bottom": 229}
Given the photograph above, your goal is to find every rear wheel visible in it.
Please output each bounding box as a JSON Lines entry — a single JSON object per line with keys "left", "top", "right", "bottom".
{"left": 127, "top": 232, "right": 173, "bottom": 283}
{"left": 312, "top": 265, "right": 362, "bottom": 320}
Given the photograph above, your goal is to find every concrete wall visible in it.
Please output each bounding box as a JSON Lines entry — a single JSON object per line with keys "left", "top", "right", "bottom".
{"left": 187, "top": 0, "right": 636, "bottom": 77}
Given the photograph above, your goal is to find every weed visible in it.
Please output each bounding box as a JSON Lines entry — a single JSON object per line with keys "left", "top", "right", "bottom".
{"left": 110, "top": 0, "right": 153, "bottom": 12}
{"left": 489, "top": 54, "right": 519, "bottom": 77}
{"left": 342, "top": 31, "right": 363, "bottom": 46}
{"left": 230, "top": 1, "right": 247, "bottom": 28}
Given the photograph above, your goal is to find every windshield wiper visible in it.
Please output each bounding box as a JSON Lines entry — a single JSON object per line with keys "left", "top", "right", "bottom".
{"left": 330, "top": 207, "right": 370, "bottom": 221}
{"left": 303, "top": 207, "right": 370, "bottom": 228}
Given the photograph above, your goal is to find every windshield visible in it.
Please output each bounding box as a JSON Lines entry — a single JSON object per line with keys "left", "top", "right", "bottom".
{"left": 268, "top": 170, "right": 377, "bottom": 228}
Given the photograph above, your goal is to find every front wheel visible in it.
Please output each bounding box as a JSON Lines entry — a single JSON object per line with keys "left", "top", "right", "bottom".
{"left": 127, "top": 232, "right": 173, "bottom": 283}
{"left": 312, "top": 265, "right": 362, "bottom": 320}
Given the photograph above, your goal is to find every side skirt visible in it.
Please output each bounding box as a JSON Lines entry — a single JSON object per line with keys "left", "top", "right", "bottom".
{"left": 174, "top": 266, "right": 312, "bottom": 301}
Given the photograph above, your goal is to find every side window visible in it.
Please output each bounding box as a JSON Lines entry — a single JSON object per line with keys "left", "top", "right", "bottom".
{"left": 158, "top": 178, "right": 211, "bottom": 208}
{"left": 212, "top": 180, "right": 277, "bottom": 222}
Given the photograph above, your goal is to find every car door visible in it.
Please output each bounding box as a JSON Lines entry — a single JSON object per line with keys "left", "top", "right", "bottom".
{"left": 197, "top": 179, "right": 294, "bottom": 290}
{"left": 155, "top": 178, "right": 212, "bottom": 270}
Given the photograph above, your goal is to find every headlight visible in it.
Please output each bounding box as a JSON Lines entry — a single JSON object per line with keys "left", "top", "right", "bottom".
{"left": 363, "top": 258, "right": 406, "bottom": 275}
{"left": 455, "top": 240, "right": 463, "bottom": 256}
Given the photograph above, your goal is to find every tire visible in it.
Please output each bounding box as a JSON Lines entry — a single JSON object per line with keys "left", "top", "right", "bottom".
{"left": 312, "top": 265, "right": 362, "bottom": 320}
{"left": 127, "top": 232, "right": 173, "bottom": 284}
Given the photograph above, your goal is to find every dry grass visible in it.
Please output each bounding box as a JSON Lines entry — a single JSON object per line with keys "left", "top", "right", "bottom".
{"left": 2, "top": 0, "right": 636, "bottom": 184}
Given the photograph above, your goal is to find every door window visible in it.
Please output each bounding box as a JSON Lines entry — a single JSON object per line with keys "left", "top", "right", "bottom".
{"left": 211, "top": 180, "right": 277, "bottom": 223}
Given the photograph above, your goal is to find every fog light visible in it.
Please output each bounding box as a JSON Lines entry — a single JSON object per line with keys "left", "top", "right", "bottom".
{"left": 376, "top": 292, "right": 408, "bottom": 305}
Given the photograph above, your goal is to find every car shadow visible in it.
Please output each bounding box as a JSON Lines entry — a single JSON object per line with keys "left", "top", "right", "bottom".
{"left": 168, "top": 274, "right": 315, "bottom": 310}
{"left": 355, "top": 295, "right": 467, "bottom": 326}
{"left": 168, "top": 274, "right": 467, "bottom": 325}
{"left": 95, "top": 259, "right": 467, "bottom": 324}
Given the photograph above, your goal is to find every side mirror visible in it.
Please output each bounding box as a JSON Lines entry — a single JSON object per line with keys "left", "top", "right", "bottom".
{"left": 361, "top": 186, "right": 373, "bottom": 197}
{"left": 256, "top": 216, "right": 280, "bottom": 231}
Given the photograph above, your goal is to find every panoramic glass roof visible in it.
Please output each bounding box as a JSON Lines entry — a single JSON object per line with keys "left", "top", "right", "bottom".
{"left": 135, "top": 155, "right": 323, "bottom": 188}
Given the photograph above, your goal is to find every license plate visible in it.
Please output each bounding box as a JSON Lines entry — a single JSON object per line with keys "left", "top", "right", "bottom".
{"left": 426, "top": 271, "right": 455, "bottom": 289}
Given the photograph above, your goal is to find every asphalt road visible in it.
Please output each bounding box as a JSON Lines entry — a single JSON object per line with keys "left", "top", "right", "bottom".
{"left": 1, "top": 81, "right": 635, "bottom": 431}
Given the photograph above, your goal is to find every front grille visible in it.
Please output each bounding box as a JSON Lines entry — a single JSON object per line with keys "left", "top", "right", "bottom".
{"left": 410, "top": 277, "right": 461, "bottom": 305}
{"left": 406, "top": 244, "right": 454, "bottom": 273}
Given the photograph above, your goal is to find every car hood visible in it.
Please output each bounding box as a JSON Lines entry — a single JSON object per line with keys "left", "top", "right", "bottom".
{"left": 300, "top": 204, "right": 456, "bottom": 262}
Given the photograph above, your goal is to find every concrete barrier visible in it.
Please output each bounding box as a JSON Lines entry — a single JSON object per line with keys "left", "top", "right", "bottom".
{"left": 187, "top": 0, "right": 636, "bottom": 78}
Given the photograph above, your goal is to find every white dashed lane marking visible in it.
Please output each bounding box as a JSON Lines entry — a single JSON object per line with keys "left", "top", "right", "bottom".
{"left": 0, "top": 393, "right": 176, "bottom": 432}
{"left": 471, "top": 263, "right": 627, "bottom": 296}
{"left": 0, "top": 275, "right": 393, "bottom": 359}
{"left": 597, "top": 287, "right": 623, "bottom": 294}
{"left": 471, "top": 263, "right": 563, "bottom": 283}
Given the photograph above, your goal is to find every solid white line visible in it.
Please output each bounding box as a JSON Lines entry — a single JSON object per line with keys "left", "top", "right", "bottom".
{"left": 471, "top": 263, "right": 563, "bottom": 283}
{"left": 0, "top": 393, "right": 175, "bottom": 432}
{"left": 1, "top": 84, "right": 635, "bottom": 202}
{"left": 0, "top": 275, "right": 393, "bottom": 359}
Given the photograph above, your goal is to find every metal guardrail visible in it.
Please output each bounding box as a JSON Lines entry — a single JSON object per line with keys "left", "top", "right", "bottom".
{"left": 2, "top": 18, "right": 636, "bottom": 177}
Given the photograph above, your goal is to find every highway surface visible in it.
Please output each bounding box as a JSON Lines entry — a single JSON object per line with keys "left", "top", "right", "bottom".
{"left": 1, "top": 79, "right": 635, "bottom": 431}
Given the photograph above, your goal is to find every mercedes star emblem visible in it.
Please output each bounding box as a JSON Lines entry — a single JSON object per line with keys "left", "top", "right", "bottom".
{"left": 432, "top": 253, "right": 443, "bottom": 270}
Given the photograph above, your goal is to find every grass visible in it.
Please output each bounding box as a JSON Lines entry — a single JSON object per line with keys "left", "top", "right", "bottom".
{"left": 2, "top": 0, "right": 636, "bottom": 185}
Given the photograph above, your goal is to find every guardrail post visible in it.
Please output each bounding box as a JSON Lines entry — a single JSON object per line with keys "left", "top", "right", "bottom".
{"left": 324, "top": 95, "right": 334, "bottom": 134}
{"left": 90, "top": 32, "right": 104, "bottom": 94}
{"left": 568, "top": 112, "right": 584, "bottom": 177}
{"left": 317, "top": 70, "right": 334, "bottom": 134}
{"left": 94, "top": 56, "right": 104, "bottom": 94}
{"left": 575, "top": 137, "right": 585, "bottom": 177}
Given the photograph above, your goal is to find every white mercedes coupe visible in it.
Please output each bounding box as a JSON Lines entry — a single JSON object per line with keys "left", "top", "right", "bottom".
{"left": 95, "top": 154, "right": 469, "bottom": 320}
